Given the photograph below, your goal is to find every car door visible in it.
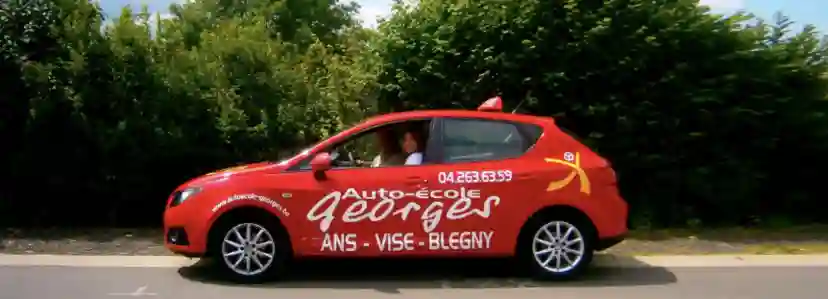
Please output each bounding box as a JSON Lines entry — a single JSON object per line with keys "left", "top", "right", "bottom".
{"left": 307, "top": 165, "right": 430, "bottom": 256}
{"left": 279, "top": 119, "right": 438, "bottom": 257}
{"left": 418, "top": 117, "right": 546, "bottom": 256}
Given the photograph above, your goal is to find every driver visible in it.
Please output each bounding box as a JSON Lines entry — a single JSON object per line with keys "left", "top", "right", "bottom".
{"left": 370, "top": 128, "right": 406, "bottom": 167}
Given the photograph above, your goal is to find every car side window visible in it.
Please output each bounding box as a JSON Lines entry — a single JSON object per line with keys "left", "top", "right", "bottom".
{"left": 440, "top": 118, "right": 541, "bottom": 163}
{"left": 289, "top": 129, "right": 383, "bottom": 171}
{"left": 286, "top": 119, "right": 434, "bottom": 171}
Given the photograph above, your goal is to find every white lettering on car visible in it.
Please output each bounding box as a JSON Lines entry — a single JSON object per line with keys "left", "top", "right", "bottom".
{"left": 212, "top": 193, "right": 290, "bottom": 216}
{"left": 428, "top": 231, "right": 494, "bottom": 250}
{"left": 320, "top": 233, "right": 358, "bottom": 252}
{"left": 306, "top": 187, "right": 500, "bottom": 233}
{"left": 438, "top": 170, "right": 513, "bottom": 184}
{"left": 319, "top": 231, "right": 495, "bottom": 252}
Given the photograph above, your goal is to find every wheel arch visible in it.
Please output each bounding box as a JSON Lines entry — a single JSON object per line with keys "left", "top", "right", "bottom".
{"left": 205, "top": 205, "right": 293, "bottom": 258}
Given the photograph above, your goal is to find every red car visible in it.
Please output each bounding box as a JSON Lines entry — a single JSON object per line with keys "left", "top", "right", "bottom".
{"left": 163, "top": 97, "right": 628, "bottom": 282}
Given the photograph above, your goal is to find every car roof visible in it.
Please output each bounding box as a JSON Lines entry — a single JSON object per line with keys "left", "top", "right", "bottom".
{"left": 359, "top": 109, "right": 554, "bottom": 128}
{"left": 299, "top": 105, "right": 559, "bottom": 163}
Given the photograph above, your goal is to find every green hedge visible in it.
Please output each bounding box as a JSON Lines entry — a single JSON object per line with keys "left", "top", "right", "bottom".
{"left": 1, "top": 0, "right": 827, "bottom": 228}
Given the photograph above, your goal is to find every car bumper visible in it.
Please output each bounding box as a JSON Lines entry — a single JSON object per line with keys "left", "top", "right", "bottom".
{"left": 163, "top": 204, "right": 210, "bottom": 257}
{"left": 163, "top": 226, "right": 204, "bottom": 258}
{"left": 590, "top": 189, "right": 629, "bottom": 247}
{"left": 596, "top": 232, "right": 626, "bottom": 251}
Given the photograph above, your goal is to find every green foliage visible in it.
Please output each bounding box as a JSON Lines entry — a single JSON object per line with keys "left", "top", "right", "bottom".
{"left": 1, "top": 0, "right": 827, "bottom": 227}
{"left": 375, "top": 0, "right": 828, "bottom": 227}
{"left": 0, "top": 0, "right": 379, "bottom": 226}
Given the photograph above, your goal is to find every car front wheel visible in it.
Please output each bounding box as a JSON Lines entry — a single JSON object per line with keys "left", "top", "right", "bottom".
{"left": 522, "top": 218, "right": 594, "bottom": 280}
{"left": 212, "top": 220, "right": 289, "bottom": 283}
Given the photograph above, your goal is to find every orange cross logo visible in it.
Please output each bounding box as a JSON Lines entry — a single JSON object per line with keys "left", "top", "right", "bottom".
{"left": 544, "top": 152, "right": 591, "bottom": 195}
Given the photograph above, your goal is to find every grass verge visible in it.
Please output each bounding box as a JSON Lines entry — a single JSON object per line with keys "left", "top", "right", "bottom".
{"left": 607, "top": 225, "right": 828, "bottom": 255}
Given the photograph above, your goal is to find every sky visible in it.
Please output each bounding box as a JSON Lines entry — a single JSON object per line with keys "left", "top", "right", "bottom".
{"left": 100, "top": 0, "right": 827, "bottom": 33}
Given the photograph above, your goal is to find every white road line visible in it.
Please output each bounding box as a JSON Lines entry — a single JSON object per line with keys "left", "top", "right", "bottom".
{"left": 107, "top": 286, "right": 157, "bottom": 296}
{"left": 1, "top": 253, "right": 828, "bottom": 268}
{"left": 0, "top": 254, "right": 199, "bottom": 268}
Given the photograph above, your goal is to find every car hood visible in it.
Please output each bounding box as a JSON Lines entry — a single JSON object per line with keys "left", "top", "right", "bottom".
{"left": 182, "top": 161, "right": 284, "bottom": 186}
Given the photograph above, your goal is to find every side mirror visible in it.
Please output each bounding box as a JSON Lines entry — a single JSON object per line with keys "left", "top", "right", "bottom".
{"left": 310, "top": 153, "right": 332, "bottom": 179}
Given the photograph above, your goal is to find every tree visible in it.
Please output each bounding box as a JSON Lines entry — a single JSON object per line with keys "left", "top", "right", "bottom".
{"left": 0, "top": 0, "right": 379, "bottom": 226}
{"left": 375, "top": 0, "right": 828, "bottom": 226}
{"left": 2, "top": 0, "right": 827, "bottom": 228}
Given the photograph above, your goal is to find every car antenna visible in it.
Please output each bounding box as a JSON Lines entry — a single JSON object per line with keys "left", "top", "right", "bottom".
{"left": 511, "top": 90, "right": 532, "bottom": 114}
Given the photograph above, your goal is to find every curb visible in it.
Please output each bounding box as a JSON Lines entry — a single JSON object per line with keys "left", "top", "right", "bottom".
{"left": 1, "top": 253, "right": 828, "bottom": 268}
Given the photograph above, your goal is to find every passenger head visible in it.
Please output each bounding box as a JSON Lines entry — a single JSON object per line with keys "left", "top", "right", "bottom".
{"left": 402, "top": 127, "right": 425, "bottom": 154}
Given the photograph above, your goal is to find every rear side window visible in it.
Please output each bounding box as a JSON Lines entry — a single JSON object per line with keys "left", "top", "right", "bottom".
{"left": 440, "top": 118, "right": 543, "bottom": 163}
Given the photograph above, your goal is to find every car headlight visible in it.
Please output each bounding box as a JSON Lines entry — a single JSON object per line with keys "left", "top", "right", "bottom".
{"left": 169, "top": 187, "right": 202, "bottom": 207}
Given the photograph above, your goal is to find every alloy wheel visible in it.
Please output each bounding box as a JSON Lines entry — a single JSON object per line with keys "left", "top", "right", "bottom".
{"left": 221, "top": 222, "right": 277, "bottom": 276}
{"left": 531, "top": 220, "right": 585, "bottom": 273}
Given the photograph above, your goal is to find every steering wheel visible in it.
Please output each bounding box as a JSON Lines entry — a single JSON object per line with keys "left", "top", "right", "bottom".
{"left": 345, "top": 152, "right": 356, "bottom": 166}
{"left": 331, "top": 149, "right": 357, "bottom": 167}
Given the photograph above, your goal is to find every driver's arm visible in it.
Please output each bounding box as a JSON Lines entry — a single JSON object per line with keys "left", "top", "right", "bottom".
{"left": 370, "top": 155, "right": 382, "bottom": 167}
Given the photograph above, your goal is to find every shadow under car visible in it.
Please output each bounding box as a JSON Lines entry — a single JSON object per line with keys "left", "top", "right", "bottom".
{"left": 178, "top": 255, "right": 677, "bottom": 294}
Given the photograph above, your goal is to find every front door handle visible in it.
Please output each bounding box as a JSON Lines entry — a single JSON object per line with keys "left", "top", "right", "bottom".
{"left": 405, "top": 176, "right": 428, "bottom": 185}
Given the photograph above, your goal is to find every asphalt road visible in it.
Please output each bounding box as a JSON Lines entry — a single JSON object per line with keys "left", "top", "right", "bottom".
{"left": 0, "top": 259, "right": 826, "bottom": 299}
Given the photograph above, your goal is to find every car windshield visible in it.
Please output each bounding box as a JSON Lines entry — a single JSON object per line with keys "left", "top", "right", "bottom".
{"left": 275, "top": 147, "right": 313, "bottom": 165}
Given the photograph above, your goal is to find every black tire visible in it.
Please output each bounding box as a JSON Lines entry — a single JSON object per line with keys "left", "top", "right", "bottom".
{"left": 208, "top": 214, "right": 291, "bottom": 283}
{"left": 517, "top": 214, "right": 595, "bottom": 280}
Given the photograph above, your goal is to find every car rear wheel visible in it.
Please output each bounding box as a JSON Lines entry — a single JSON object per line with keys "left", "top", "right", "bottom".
{"left": 521, "top": 217, "right": 594, "bottom": 280}
{"left": 212, "top": 219, "right": 289, "bottom": 283}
